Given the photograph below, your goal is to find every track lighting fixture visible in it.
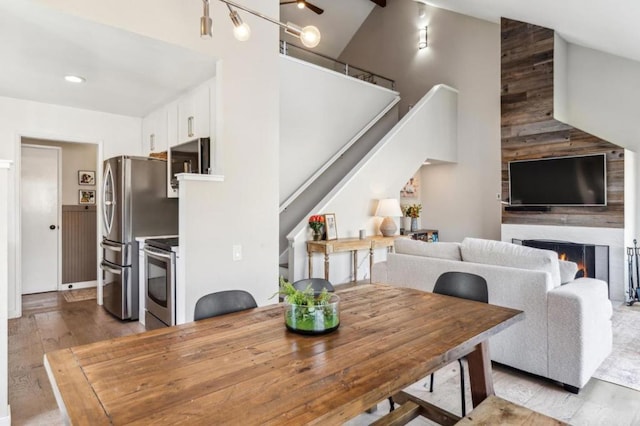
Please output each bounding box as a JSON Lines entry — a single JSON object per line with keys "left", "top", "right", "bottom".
{"left": 227, "top": 4, "right": 251, "bottom": 41}
{"left": 204, "top": 0, "right": 321, "bottom": 48}
{"left": 200, "top": 0, "right": 213, "bottom": 38}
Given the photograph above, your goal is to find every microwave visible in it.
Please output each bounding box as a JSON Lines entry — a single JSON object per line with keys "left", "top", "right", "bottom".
{"left": 170, "top": 138, "right": 210, "bottom": 190}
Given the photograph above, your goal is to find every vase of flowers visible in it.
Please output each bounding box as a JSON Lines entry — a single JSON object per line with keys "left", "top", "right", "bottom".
{"left": 309, "top": 214, "right": 325, "bottom": 241}
{"left": 405, "top": 204, "right": 422, "bottom": 232}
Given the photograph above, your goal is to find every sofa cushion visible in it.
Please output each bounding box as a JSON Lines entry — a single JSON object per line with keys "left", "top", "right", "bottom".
{"left": 559, "top": 260, "right": 579, "bottom": 284}
{"left": 394, "top": 238, "right": 462, "bottom": 261}
{"left": 461, "top": 238, "right": 561, "bottom": 287}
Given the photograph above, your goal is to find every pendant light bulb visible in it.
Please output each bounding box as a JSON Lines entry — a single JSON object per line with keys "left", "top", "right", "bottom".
{"left": 297, "top": 0, "right": 305, "bottom": 9}
{"left": 229, "top": 10, "right": 251, "bottom": 41}
{"left": 300, "top": 25, "right": 321, "bottom": 48}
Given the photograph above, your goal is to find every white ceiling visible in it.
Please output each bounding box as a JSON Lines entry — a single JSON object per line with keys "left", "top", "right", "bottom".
{"left": 0, "top": 1, "right": 217, "bottom": 117}
{"left": 2, "top": 0, "right": 639, "bottom": 118}
{"left": 422, "top": 0, "right": 640, "bottom": 63}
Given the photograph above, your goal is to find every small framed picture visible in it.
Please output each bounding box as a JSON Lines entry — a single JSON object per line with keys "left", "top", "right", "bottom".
{"left": 79, "top": 190, "right": 96, "bottom": 205}
{"left": 78, "top": 170, "right": 95, "bottom": 185}
{"left": 324, "top": 213, "right": 338, "bottom": 240}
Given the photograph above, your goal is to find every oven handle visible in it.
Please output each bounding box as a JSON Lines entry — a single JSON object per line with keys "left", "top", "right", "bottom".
{"left": 100, "top": 261, "right": 122, "bottom": 275}
{"left": 144, "top": 246, "right": 174, "bottom": 260}
{"left": 100, "top": 241, "right": 122, "bottom": 252}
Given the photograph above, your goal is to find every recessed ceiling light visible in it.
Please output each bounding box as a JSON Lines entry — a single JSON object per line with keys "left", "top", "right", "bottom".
{"left": 64, "top": 75, "right": 86, "bottom": 83}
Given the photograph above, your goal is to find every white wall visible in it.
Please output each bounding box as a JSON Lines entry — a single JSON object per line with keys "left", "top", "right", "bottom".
{"left": 563, "top": 43, "right": 640, "bottom": 152}
{"left": 339, "top": 1, "right": 502, "bottom": 243}
{"left": 0, "top": 96, "right": 141, "bottom": 319}
{"left": 0, "top": 160, "right": 11, "bottom": 423}
{"left": 553, "top": 34, "right": 569, "bottom": 123}
{"left": 280, "top": 56, "right": 399, "bottom": 204}
{"left": 289, "top": 85, "right": 458, "bottom": 282}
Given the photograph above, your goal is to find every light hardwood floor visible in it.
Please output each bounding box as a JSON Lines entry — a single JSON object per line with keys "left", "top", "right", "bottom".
{"left": 8, "top": 291, "right": 640, "bottom": 425}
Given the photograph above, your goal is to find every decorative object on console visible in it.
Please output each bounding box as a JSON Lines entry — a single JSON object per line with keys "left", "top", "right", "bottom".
{"left": 308, "top": 214, "right": 324, "bottom": 241}
{"left": 404, "top": 203, "right": 422, "bottom": 232}
{"left": 324, "top": 213, "right": 337, "bottom": 240}
{"left": 376, "top": 199, "right": 403, "bottom": 237}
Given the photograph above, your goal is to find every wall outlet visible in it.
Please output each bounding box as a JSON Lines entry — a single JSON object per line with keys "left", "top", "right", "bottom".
{"left": 496, "top": 193, "right": 501, "bottom": 200}
{"left": 232, "top": 244, "right": 242, "bottom": 261}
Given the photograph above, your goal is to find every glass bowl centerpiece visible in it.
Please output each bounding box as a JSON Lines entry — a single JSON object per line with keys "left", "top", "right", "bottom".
{"left": 277, "top": 278, "right": 340, "bottom": 335}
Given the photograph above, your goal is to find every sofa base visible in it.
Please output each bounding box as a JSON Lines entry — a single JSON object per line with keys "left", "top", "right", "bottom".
{"left": 563, "top": 383, "right": 580, "bottom": 394}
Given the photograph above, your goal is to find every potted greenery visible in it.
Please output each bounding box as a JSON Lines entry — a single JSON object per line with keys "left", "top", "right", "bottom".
{"left": 276, "top": 277, "right": 340, "bottom": 335}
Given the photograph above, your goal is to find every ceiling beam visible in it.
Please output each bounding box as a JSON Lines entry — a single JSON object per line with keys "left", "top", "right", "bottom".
{"left": 370, "top": 0, "right": 386, "bottom": 6}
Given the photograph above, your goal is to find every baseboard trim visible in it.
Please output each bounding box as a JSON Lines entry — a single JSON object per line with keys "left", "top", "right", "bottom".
{"left": 0, "top": 406, "right": 11, "bottom": 426}
{"left": 58, "top": 280, "right": 97, "bottom": 291}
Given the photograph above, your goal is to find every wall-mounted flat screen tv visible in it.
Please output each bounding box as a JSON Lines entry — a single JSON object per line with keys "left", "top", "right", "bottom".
{"left": 508, "top": 154, "right": 607, "bottom": 206}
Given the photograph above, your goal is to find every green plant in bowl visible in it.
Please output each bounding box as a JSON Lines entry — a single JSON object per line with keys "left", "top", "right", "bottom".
{"left": 276, "top": 277, "right": 340, "bottom": 335}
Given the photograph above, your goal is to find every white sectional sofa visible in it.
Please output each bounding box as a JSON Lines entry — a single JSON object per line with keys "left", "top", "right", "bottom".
{"left": 371, "top": 237, "right": 613, "bottom": 392}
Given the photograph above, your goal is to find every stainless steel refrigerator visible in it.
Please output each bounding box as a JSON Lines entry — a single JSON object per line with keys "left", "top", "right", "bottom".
{"left": 100, "top": 156, "right": 178, "bottom": 320}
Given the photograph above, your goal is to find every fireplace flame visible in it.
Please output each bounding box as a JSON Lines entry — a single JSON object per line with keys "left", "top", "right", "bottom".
{"left": 559, "top": 252, "right": 587, "bottom": 278}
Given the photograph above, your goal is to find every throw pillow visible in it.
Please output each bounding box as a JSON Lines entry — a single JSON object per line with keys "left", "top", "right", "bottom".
{"left": 395, "top": 238, "right": 462, "bottom": 261}
{"left": 460, "top": 237, "right": 561, "bottom": 287}
{"left": 558, "top": 260, "right": 579, "bottom": 284}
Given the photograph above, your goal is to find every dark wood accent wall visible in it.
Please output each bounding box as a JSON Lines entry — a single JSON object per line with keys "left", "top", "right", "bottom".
{"left": 62, "top": 205, "right": 97, "bottom": 284}
{"left": 501, "top": 18, "right": 624, "bottom": 228}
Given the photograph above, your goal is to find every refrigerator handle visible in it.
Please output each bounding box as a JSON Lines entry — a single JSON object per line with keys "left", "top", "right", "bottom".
{"left": 100, "top": 261, "right": 122, "bottom": 275}
{"left": 100, "top": 241, "right": 122, "bottom": 252}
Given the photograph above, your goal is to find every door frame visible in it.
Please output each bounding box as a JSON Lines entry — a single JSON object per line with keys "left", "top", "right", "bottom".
{"left": 12, "top": 133, "right": 104, "bottom": 318}
{"left": 20, "top": 144, "right": 62, "bottom": 294}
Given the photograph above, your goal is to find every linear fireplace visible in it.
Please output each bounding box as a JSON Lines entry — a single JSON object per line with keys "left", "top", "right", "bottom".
{"left": 513, "top": 239, "right": 609, "bottom": 285}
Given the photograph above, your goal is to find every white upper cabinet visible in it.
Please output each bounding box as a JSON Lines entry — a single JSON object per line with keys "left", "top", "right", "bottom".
{"left": 142, "top": 106, "right": 168, "bottom": 156}
{"left": 177, "top": 82, "right": 211, "bottom": 144}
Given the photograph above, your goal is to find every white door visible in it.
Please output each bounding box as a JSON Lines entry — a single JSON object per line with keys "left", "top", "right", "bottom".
{"left": 21, "top": 145, "right": 60, "bottom": 294}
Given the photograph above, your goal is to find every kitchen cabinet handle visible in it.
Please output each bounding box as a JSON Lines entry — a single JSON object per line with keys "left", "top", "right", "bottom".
{"left": 188, "top": 116, "right": 194, "bottom": 138}
{"left": 150, "top": 133, "right": 156, "bottom": 151}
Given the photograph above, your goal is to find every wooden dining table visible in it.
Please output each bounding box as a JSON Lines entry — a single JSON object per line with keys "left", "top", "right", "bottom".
{"left": 44, "top": 284, "right": 523, "bottom": 425}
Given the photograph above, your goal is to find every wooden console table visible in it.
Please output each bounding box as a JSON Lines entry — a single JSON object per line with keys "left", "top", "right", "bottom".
{"left": 307, "top": 236, "right": 398, "bottom": 283}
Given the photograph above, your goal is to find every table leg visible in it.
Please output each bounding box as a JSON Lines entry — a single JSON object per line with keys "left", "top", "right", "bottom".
{"left": 466, "top": 341, "right": 495, "bottom": 408}
{"left": 308, "top": 250, "right": 312, "bottom": 278}
{"left": 369, "top": 247, "right": 374, "bottom": 283}
{"left": 324, "top": 253, "right": 330, "bottom": 281}
{"left": 353, "top": 250, "right": 358, "bottom": 282}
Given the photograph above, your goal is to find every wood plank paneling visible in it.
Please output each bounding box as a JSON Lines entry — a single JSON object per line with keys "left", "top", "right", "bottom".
{"left": 501, "top": 18, "right": 624, "bottom": 228}
{"left": 61, "top": 205, "right": 97, "bottom": 284}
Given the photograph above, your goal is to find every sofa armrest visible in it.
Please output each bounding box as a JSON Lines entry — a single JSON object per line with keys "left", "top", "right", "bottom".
{"left": 371, "top": 261, "right": 388, "bottom": 283}
{"left": 547, "top": 278, "right": 613, "bottom": 388}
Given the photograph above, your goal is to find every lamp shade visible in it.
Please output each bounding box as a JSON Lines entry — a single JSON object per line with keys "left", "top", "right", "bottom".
{"left": 375, "top": 198, "right": 403, "bottom": 217}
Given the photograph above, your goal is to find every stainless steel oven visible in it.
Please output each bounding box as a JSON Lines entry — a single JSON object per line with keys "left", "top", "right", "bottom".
{"left": 143, "top": 237, "right": 178, "bottom": 329}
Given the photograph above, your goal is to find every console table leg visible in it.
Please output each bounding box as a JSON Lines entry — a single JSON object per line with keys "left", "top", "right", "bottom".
{"left": 353, "top": 250, "right": 358, "bottom": 282}
{"left": 369, "top": 247, "right": 374, "bottom": 283}
{"left": 308, "top": 251, "right": 312, "bottom": 278}
{"left": 324, "top": 253, "right": 330, "bottom": 280}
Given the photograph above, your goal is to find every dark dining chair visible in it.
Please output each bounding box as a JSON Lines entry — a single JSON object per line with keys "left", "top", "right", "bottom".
{"left": 428, "top": 271, "right": 488, "bottom": 416}
{"left": 291, "top": 278, "right": 335, "bottom": 295}
{"left": 389, "top": 272, "right": 488, "bottom": 413}
{"left": 193, "top": 289, "right": 257, "bottom": 321}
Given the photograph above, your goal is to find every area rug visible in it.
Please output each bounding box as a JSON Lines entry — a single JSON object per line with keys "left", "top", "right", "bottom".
{"left": 592, "top": 302, "right": 640, "bottom": 391}
{"left": 62, "top": 287, "right": 97, "bottom": 303}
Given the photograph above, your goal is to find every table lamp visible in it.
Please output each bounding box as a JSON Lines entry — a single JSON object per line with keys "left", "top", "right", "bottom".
{"left": 375, "top": 198, "right": 403, "bottom": 237}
